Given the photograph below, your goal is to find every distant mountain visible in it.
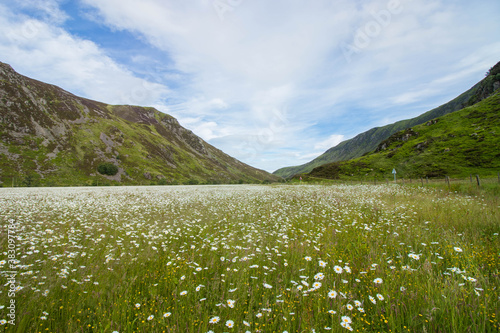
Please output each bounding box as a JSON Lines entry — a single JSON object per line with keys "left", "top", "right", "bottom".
{"left": 274, "top": 61, "right": 500, "bottom": 178}
{"left": 0, "top": 61, "right": 279, "bottom": 186}
{"left": 303, "top": 90, "right": 500, "bottom": 181}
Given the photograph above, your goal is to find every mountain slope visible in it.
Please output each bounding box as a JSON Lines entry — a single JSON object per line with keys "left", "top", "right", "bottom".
{"left": 274, "top": 61, "right": 500, "bottom": 178}
{"left": 304, "top": 91, "right": 500, "bottom": 180}
{"left": 0, "top": 61, "right": 279, "bottom": 186}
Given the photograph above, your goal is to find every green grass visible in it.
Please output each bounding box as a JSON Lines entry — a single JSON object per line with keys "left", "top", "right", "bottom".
{"left": 0, "top": 184, "right": 498, "bottom": 332}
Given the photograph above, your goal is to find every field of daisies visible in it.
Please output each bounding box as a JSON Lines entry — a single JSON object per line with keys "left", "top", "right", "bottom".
{"left": 0, "top": 184, "right": 499, "bottom": 332}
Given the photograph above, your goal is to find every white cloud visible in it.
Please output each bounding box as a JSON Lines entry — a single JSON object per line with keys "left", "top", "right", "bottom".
{"left": 189, "top": 121, "right": 220, "bottom": 141}
{"left": 0, "top": 3, "right": 170, "bottom": 106}
{"left": 80, "top": 0, "right": 355, "bottom": 101}
{"left": 314, "top": 134, "right": 345, "bottom": 151}
{"left": 390, "top": 42, "right": 500, "bottom": 106}
{"left": 12, "top": 0, "right": 69, "bottom": 24}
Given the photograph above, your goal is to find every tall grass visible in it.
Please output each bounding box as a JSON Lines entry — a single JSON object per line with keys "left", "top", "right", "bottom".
{"left": 0, "top": 185, "right": 498, "bottom": 332}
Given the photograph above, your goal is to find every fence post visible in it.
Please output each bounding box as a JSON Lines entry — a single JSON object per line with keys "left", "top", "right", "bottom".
{"left": 426, "top": 177, "right": 429, "bottom": 184}
{"left": 421, "top": 177, "right": 424, "bottom": 186}
{"left": 475, "top": 175, "right": 481, "bottom": 187}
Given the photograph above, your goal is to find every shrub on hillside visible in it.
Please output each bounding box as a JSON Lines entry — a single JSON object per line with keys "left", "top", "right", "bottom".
{"left": 97, "top": 163, "right": 118, "bottom": 176}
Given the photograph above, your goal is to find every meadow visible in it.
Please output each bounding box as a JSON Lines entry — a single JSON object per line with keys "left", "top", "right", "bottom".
{"left": 0, "top": 184, "right": 498, "bottom": 332}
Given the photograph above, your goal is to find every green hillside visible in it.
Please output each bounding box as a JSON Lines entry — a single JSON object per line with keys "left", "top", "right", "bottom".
{"left": 0, "top": 62, "right": 279, "bottom": 186}
{"left": 274, "top": 61, "right": 500, "bottom": 178}
{"left": 303, "top": 91, "right": 500, "bottom": 180}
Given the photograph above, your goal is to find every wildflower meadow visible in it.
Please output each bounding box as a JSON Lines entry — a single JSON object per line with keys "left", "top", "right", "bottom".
{"left": 0, "top": 184, "right": 499, "bottom": 332}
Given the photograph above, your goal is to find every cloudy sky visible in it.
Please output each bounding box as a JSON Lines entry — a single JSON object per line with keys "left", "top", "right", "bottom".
{"left": 1, "top": 0, "right": 499, "bottom": 172}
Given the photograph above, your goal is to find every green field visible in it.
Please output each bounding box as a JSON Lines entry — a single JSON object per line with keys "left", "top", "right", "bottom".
{"left": 0, "top": 185, "right": 499, "bottom": 332}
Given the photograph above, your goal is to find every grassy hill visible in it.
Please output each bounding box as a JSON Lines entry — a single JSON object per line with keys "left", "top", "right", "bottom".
{"left": 274, "top": 61, "right": 500, "bottom": 178}
{"left": 0, "top": 61, "right": 279, "bottom": 186}
{"left": 302, "top": 91, "right": 500, "bottom": 181}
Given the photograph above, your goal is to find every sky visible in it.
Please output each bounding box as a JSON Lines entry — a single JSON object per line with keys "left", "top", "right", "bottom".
{"left": 1, "top": 0, "right": 499, "bottom": 172}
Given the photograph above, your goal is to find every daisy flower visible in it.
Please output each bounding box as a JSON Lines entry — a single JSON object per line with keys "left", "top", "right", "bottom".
{"left": 147, "top": 315, "right": 154, "bottom": 321}
{"left": 341, "top": 315, "right": 352, "bottom": 324}
{"left": 227, "top": 299, "right": 236, "bottom": 308}
{"left": 314, "top": 273, "right": 325, "bottom": 280}
{"left": 305, "top": 256, "right": 312, "bottom": 261}
{"left": 226, "top": 320, "right": 234, "bottom": 328}
{"left": 0, "top": 320, "right": 6, "bottom": 325}
{"left": 319, "top": 260, "right": 327, "bottom": 268}
{"left": 346, "top": 304, "right": 353, "bottom": 310}
{"left": 334, "top": 265, "right": 343, "bottom": 274}
{"left": 312, "top": 282, "right": 322, "bottom": 289}
{"left": 256, "top": 313, "right": 263, "bottom": 318}
{"left": 180, "top": 290, "right": 187, "bottom": 296}
{"left": 328, "top": 290, "right": 337, "bottom": 299}
{"left": 263, "top": 283, "right": 272, "bottom": 289}
{"left": 373, "top": 278, "right": 383, "bottom": 284}
{"left": 354, "top": 300, "right": 361, "bottom": 307}
{"left": 135, "top": 303, "right": 141, "bottom": 308}
{"left": 209, "top": 316, "right": 220, "bottom": 324}
{"left": 377, "top": 293, "right": 384, "bottom": 301}
{"left": 454, "top": 247, "right": 463, "bottom": 253}
{"left": 163, "top": 312, "right": 171, "bottom": 318}
{"left": 369, "top": 296, "right": 376, "bottom": 304}
{"left": 341, "top": 322, "right": 354, "bottom": 331}
{"left": 243, "top": 320, "right": 250, "bottom": 326}
{"left": 328, "top": 310, "right": 336, "bottom": 314}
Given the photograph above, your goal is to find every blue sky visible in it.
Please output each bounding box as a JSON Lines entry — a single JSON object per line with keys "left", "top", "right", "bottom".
{"left": 1, "top": 0, "right": 499, "bottom": 172}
